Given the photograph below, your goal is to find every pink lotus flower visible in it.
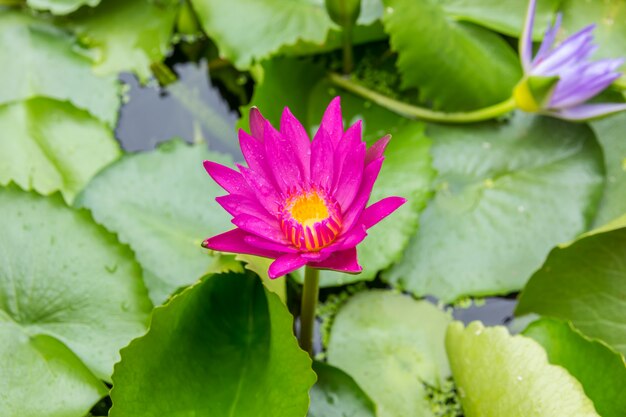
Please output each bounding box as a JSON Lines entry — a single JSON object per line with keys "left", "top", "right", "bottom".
{"left": 202, "top": 97, "right": 406, "bottom": 278}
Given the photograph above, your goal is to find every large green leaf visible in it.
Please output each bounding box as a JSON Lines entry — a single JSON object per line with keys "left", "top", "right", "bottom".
{"left": 0, "top": 327, "right": 107, "bottom": 417}
{"left": 26, "top": 0, "right": 101, "bottom": 14}
{"left": 440, "top": 0, "right": 560, "bottom": 38}
{"left": 446, "top": 321, "right": 600, "bottom": 417}
{"left": 0, "top": 98, "right": 120, "bottom": 203}
{"left": 385, "top": 114, "right": 604, "bottom": 302}
{"left": 66, "top": 0, "right": 179, "bottom": 80}
{"left": 310, "top": 361, "right": 376, "bottom": 417}
{"left": 0, "top": 186, "right": 152, "bottom": 385}
{"left": 110, "top": 271, "right": 315, "bottom": 417}
{"left": 560, "top": 0, "right": 626, "bottom": 60}
{"left": 524, "top": 318, "right": 626, "bottom": 417}
{"left": 76, "top": 140, "right": 234, "bottom": 304}
{"left": 190, "top": 0, "right": 335, "bottom": 68}
{"left": 327, "top": 291, "right": 451, "bottom": 417}
{"left": 382, "top": 0, "right": 522, "bottom": 111}
{"left": 0, "top": 11, "right": 119, "bottom": 126}
{"left": 590, "top": 112, "right": 626, "bottom": 226}
{"left": 516, "top": 223, "right": 626, "bottom": 355}
{"left": 241, "top": 58, "right": 434, "bottom": 286}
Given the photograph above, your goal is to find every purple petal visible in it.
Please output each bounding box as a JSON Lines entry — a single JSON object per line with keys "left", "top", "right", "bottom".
{"left": 237, "top": 164, "right": 281, "bottom": 215}
{"left": 203, "top": 160, "right": 251, "bottom": 196}
{"left": 264, "top": 120, "right": 304, "bottom": 193}
{"left": 215, "top": 194, "right": 275, "bottom": 224}
{"left": 551, "top": 103, "right": 626, "bottom": 121}
{"left": 310, "top": 127, "right": 335, "bottom": 189}
{"left": 550, "top": 70, "right": 622, "bottom": 108}
{"left": 232, "top": 213, "right": 286, "bottom": 244}
{"left": 532, "top": 25, "right": 596, "bottom": 75}
{"left": 318, "top": 96, "right": 344, "bottom": 146}
{"left": 520, "top": 0, "right": 537, "bottom": 71}
{"left": 341, "top": 157, "right": 384, "bottom": 232}
{"left": 268, "top": 254, "right": 307, "bottom": 278}
{"left": 280, "top": 107, "right": 312, "bottom": 182}
{"left": 309, "top": 247, "right": 362, "bottom": 274}
{"left": 360, "top": 196, "right": 407, "bottom": 229}
{"left": 365, "top": 135, "right": 391, "bottom": 165}
{"left": 202, "top": 229, "right": 279, "bottom": 258}
{"left": 243, "top": 234, "right": 297, "bottom": 253}
{"left": 533, "top": 13, "right": 562, "bottom": 64}
{"left": 249, "top": 107, "right": 266, "bottom": 141}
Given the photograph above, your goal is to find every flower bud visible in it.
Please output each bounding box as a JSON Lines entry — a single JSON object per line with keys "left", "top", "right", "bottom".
{"left": 325, "top": 0, "right": 361, "bottom": 28}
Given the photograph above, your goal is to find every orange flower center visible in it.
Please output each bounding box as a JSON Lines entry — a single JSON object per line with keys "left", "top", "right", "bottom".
{"left": 280, "top": 188, "right": 342, "bottom": 251}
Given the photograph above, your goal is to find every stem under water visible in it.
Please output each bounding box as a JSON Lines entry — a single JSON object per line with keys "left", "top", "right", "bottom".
{"left": 299, "top": 266, "right": 320, "bottom": 357}
{"left": 328, "top": 72, "right": 518, "bottom": 123}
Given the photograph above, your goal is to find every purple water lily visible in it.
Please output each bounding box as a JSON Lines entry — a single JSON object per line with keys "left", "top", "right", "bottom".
{"left": 515, "top": 0, "right": 626, "bottom": 120}
{"left": 201, "top": 97, "right": 406, "bottom": 278}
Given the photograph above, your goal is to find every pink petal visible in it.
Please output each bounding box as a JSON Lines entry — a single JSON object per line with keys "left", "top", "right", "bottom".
{"left": 202, "top": 229, "right": 279, "bottom": 259}
{"left": 300, "top": 251, "right": 331, "bottom": 262}
{"left": 264, "top": 120, "right": 304, "bottom": 193}
{"left": 341, "top": 157, "right": 384, "bottom": 231}
{"left": 365, "top": 135, "right": 391, "bottom": 166}
{"left": 215, "top": 194, "right": 275, "bottom": 224}
{"left": 238, "top": 129, "right": 276, "bottom": 187}
{"left": 203, "top": 160, "right": 251, "bottom": 196}
{"left": 280, "top": 107, "right": 311, "bottom": 181}
{"left": 244, "top": 235, "right": 297, "bottom": 253}
{"left": 237, "top": 164, "right": 281, "bottom": 215}
{"left": 249, "top": 107, "right": 267, "bottom": 141}
{"left": 310, "top": 128, "right": 335, "bottom": 189}
{"left": 309, "top": 247, "right": 362, "bottom": 274}
{"left": 269, "top": 254, "right": 307, "bottom": 278}
{"left": 332, "top": 120, "right": 363, "bottom": 188}
{"left": 334, "top": 140, "right": 365, "bottom": 209}
{"left": 320, "top": 225, "right": 367, "bottom": 253}
{"left": 232, "top": 213, "right": 286, "bottom": 244}
{"left": 317, "top": 96, "right": 343, "bottom": 146}
{"left": 360, "top": 196, "right": 407, "bottom": 229}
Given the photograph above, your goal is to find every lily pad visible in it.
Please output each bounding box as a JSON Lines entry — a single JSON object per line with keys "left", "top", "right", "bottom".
{"left": 524, "top": 318, "right": 626, "bottom": 417}
{"left": 66, "top": 0, "right": 179, "bottom": 81}
{"left": 190, "top": 0, "right": 334, "bottom": 68}
{"left": 0, "top": 186, "right": 152, "bottom": 384}
{"left": 109, "top": 271, "right": 315, "bottom": 417}
{"left": 0, "top": 98, "right": 120, "bottom": 203}
{"left": 26, "top": 0, "right": 101, "bottom": 14}
{"left": 382, "top": 0, "right": 521, "bottom": 110}
{"left": 310, "top": 361, "right": 376, "bottom": 417}
{"left": 0, "top": 11, "right": 119, "bottom": 126}
{"left": 516, "top": 222, "right": 626, "bottom": 356}
{"left": 446, "top": 321, "right": 600, "bottom": 417}
{"left": 327, "top": 291, "right": 451, "bottom": 417}
{"left": 76, "top": 140, "right": 234, "bottom": 304}
{"left": 590, "top": 111, "right": 626, "bottom": 227}
{"left": 385, "top": 113, "right": 604, "bottom": 302}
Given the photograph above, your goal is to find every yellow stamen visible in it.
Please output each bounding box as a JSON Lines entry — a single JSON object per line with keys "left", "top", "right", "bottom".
{"left": 287, "top": 192, "right": 329, "bottom": 227}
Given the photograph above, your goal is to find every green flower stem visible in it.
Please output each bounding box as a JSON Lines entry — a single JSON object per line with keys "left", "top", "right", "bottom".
{"left": 328, "top": 72, "right": 518, "bottom": 123}
{"left": 299, "top": 266, "right": 320, "bottom": 357}
{"left": 342, "top": 24, "right": 354, "bottom": 74}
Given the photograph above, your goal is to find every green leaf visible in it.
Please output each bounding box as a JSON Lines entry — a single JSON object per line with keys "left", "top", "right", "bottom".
{"left": 66, "top": 0, "right": 179, "bottom": 81}
{"left": 524, "top": 318, "right": 626, "bottom": 417}
{"left": 446, "top": 321, "right": 600, "bottom": 417}
{"left": 242, "top": 57, "right": 434, "bottom": 287}
{"left": 76, "top": 140, "right": 234, "bottom": 304}
{"left": 26, "top": 0, "right": 101, "bottom": 14}
{"left": 310, "top": 361, "right": 376, "bottom": 417}
{"left": 236, "top": 254, "right": 287, "bottom": 304}
{"left": 439, "top": 0, "right": 560, "bottom": 39}
{"left": 0, "top": 98, "right": 121, "bottom": 203}
{"left": 0, "top": 327, "right": 107, "bottom": 417}
{"left": 327, "top": 291, "right": 451, "bottom": 417}
{"left": 109, "top": 271, "right": 316, "bottom": 417}
{"left": 0, "top": 186, "right": 152, "bottom": 384}
{"left": 189, "top": 0, "right": 335, "bottom": 68}
{"left": 382, "top": 0, "right": 522, "bottom": 111}
{"left": 590, "top": 111, "right": 626, "bottom": 227}
{"left": 516, "top": 224, "right": 626, "bottom": 355}
{"left": 385, "top": 113, "right": 604, "bottom": 302}
{"left": 560, "top": 0, "right": 626, "bottom": 61}
{"left": 0, "top": 11, "right": 119, "bottom": 126}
